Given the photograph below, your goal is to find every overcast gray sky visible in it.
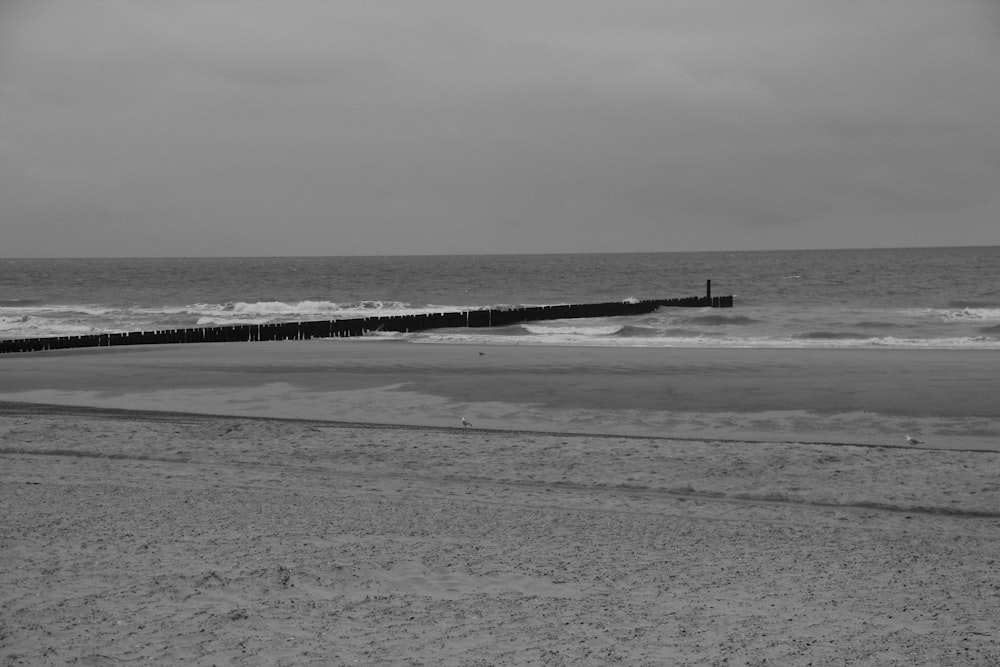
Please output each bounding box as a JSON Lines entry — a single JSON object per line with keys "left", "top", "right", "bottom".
{"left": 2, "top": 0, "right": 998, "bottom": 257}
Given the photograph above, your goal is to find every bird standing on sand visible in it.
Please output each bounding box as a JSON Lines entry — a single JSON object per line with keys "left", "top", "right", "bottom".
{"left": 461, "top": 417, "right": 471, "bottom": 428}
{"left": 905, "top": 435, "right": 922, "bottom": 445}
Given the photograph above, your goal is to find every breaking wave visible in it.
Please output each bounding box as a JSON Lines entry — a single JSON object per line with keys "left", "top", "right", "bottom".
{"left": 940, "top": 308, "right": 1000, "bottom": 322}
{"left": 793, "top": 331, "right": 870, "bottom": 341}
{"left": 682, "top": 314, "right": 759, "bottom": 326}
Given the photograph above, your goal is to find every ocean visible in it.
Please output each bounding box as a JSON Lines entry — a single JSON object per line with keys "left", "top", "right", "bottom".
{"left": 1, "top": 246, "right": 998, "bottom": 349}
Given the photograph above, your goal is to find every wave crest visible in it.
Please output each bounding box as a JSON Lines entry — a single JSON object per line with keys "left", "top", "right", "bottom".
{"left": 941, "top": 308, "right": 1000, "bottom": 322}
{"left": 684, "top": 314, "right": 758, "bottom": 326}
{"left": 224, "top": 300, "right": 411, "bottom": 315}
{"left": 613, "top": 325, "right": 662, "bottom": 338}
{"left": 793, "top": 331, "right": 869, "bottom": 340}
{"left": 522, "top": 324, "right": 624, "bottom": 336}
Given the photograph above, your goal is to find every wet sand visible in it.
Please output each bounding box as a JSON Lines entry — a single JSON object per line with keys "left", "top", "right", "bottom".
{"left": 2, "top": 341, "right": 999, "bottom": 665}
{"left": 1, "top": 340, "right": 999, "bottom": 449}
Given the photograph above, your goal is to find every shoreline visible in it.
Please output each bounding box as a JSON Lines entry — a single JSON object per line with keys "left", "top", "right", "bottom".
{"left": 5, "top": 338, "right": 1000, "bottom": 410}
{"left": 4, "top": 340, "right": 999, "bottom": 664}
{"left": 2, "top": 340, "right": 999, "bottom": 450}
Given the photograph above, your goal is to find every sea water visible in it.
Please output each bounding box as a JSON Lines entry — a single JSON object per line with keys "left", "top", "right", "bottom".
{"left": 1, "top": 246, "right": 998, "bottom": 349}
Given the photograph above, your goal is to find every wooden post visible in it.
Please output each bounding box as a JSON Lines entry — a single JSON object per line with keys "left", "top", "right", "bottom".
{"left": 706, "top": 279, "right": 712, "bottom": 300}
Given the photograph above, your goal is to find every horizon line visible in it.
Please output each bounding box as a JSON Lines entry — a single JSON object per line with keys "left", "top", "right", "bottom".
{"left": 3, "top": 242, "right": 999, "bottom": 261}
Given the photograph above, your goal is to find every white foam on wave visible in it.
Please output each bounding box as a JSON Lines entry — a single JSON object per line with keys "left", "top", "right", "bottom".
{"left": 940, "top": 308, "right": 1000, "bottom": 322}
{"left": 521, "top": 323, "right": 625, "bottom": 336}
{"left": 188, "top": 300, "right": 515, "bottom": 323}
{"left": 206, "top": 299, "right": 475, "bottom": 318}
{"left": 899, "top": 307, "right": 1000, "bottom": 322}
{"left": 411, "top": 330, "right": 1000, "bottom": 350}
{"left": 194, "top": 317, "right": 264, "bottom": 327}
{"left": 179, "top": 300, "right": 425, "bottom": 322}
{"left": 365, "top": 330, "right": 407, "bottom": 339}
{"left": 0, "top": 305, "right": 129, "bottom": 339}
{"left": 0, "top": 318, "right": 100, "bottom": 338}
{"left": 228, "top": 300, "right": 363, "bottom": 315}
{"left": 0, "top": 304, "right": 119, "bottom": 317}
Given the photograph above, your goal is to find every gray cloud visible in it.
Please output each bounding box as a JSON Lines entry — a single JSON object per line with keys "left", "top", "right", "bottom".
{"left": 1, "top": 0, "right": 998, "bottom": 256}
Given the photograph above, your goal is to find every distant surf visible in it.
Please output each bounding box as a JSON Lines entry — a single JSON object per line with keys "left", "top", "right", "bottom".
{"left": 3, "top": 247, "right": 999, "bottom": 349}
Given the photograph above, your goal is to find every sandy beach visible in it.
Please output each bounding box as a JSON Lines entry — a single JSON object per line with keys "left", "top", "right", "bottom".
{"left": 2, "top": 341, "right": 999, "bottom": 665}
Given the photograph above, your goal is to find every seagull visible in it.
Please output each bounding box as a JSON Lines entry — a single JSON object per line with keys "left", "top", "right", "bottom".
{"left": 461, "top": 417, "right": 471, "bottom": 428}
{"left": 905, "top": 435, "right": 922, "bottom": 445}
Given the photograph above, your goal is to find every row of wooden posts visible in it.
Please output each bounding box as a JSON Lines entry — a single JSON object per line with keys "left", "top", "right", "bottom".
{"left": 0, "top": 291, "right": 733, "bottom": 355}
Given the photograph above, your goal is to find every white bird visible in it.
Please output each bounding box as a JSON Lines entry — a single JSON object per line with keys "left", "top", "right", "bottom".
{"left": 905, "top": 435, "right": 922, "bottom": 445}
{"left": 461, "top": 417, "right": 471, "bottom": 428}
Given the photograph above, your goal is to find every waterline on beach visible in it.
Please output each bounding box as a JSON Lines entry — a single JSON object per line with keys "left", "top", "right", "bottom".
{"left": 2, "top": 341, "right": 999, "bottom": 451}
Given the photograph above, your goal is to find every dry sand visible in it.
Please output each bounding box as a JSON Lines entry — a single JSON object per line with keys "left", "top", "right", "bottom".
{"left": 2, "top": 341, "right": 999, "bottom": 665}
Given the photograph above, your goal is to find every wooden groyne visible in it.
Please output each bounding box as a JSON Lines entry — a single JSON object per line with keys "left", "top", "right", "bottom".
{"left": 0, "top": 289, "right": 733, "bottom": 354}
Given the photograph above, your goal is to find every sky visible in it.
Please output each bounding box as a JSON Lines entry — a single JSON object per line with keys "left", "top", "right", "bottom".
{"left": 1, "top": 0, "right": 998, "bottom": 257}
